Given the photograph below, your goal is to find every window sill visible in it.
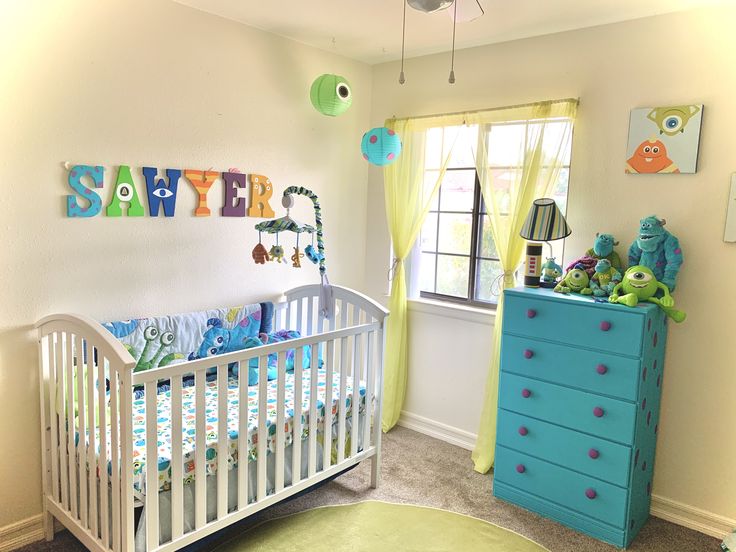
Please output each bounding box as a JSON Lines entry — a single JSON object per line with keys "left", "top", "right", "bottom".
{"left": 406, "top": 297, "right": 496, "bottom": 325}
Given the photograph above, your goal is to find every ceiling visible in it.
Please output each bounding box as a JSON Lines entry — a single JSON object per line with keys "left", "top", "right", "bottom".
{"left": 174, "top": 0, "right": 730, "bottom": 65}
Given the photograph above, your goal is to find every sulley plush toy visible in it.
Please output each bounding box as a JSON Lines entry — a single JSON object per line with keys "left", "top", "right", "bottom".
{"left": 628, "top": 216, "right": 683, "bottom": 291}
{"left": 567, "top": 233, "right": 623, "bottom": 277}
{"left": 586, "top": 233, "right": 622, "bottom": 269}
{"left": 590, "top": 258, "right": 621, "bottom": 297}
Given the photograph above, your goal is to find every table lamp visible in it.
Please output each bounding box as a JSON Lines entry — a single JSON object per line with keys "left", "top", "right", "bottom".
{"left": 519, "top": 198, "right": 571, "bottom": 288}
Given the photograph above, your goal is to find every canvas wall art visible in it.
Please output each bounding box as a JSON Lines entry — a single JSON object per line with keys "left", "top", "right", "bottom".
{"left": 625, "top": 104, "right": 703, "bottom": 174}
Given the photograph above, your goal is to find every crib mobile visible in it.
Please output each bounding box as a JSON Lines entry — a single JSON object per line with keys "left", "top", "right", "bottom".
{"left": 252, "top": 186, "right": 334, "bottom": 318}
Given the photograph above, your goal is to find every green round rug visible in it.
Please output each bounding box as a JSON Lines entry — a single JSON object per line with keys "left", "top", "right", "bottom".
{"left": 215, "top": 501, "right": 549, "bottom": 552}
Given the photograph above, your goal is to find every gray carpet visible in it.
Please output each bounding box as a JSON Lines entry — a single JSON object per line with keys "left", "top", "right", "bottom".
{"left": 17, "top": 427, "right": 720, "bottom": 552}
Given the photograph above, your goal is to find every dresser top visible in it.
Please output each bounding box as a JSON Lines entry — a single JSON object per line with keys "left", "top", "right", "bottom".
{"left": 505, "top": 286, "right": 658, "bottom": 315}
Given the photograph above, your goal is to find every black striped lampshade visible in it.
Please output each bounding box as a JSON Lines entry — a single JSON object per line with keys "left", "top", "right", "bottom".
{"left": 520, "top": 198, "right": 571, "bottom": 241}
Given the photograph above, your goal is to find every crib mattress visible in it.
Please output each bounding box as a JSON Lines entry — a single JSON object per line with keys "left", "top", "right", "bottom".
{"left": 81, "top": 369, "right": 365, "bottom": 493}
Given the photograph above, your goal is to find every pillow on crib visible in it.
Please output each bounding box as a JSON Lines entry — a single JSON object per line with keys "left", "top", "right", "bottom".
{"left": 103, "top": 303, "right": 265, "bottom": 376}
{"left": 232, "top": 329, "right": 321, "bottom": 384}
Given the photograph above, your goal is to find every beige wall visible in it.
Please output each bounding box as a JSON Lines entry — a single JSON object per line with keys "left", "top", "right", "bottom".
{"left": 0, "top": 0, "right": 371, "bottom": 528}
{"left": 367, "top": 6, "right": 736, "bottom": 523}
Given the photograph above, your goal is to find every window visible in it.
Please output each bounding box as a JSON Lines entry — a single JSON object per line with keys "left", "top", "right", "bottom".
{"left": 416, "top": 120, "right": 572, "bottom": 307}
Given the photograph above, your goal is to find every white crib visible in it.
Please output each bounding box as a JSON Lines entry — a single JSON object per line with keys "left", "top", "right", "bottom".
{"left": 36, "top": 284, "right": 388, "bottom": 552}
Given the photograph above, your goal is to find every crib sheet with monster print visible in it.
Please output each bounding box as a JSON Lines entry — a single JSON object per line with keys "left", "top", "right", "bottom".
{"left": 92, "top": 368, "right": 366, "bottom": 494}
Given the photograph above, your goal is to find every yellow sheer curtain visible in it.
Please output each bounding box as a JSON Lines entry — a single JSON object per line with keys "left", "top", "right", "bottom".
{"left": 382, "top": 117, "right": 458, "bottom": 431}
{"left": 470, "top": 99, "right": 578, "bottom": 473}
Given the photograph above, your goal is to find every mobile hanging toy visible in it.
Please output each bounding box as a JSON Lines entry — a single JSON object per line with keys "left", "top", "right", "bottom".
{"left": 252, "top": 186, "right": 334, "bottom": 318}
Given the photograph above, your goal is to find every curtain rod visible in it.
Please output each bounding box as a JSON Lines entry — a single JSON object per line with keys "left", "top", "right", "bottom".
{"left": 389, "top": 97, "right": 579, "bottom": 122}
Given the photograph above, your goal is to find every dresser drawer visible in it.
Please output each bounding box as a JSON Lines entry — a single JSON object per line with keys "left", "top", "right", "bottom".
{"left": 504, "top": 293, "right": 645, "bottom": 356}
{"left": 499, "top": 373, "right": 636, "bottom": 444}
{"left": 495, "top": 446, "right": 628, "bottom": 528}
{"left": 501, "top": 334, "right": 641, "bottom": 401}
{"left": 496, "top": 409, "right": 632, "bottom": 488}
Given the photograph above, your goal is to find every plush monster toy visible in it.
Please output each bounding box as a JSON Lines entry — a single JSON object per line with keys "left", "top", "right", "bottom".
{"left": 609, "top": 266, "right": 686, "bottom": 322}
{"left": 539, "top": 257, "right": 563, "bottom": 288}
{"left": 586, "top": 233, "right": 622, "bottom": 269}
{"left": 590, "top": 259, "right": 622, "bottom": 297}
{"left": 554, "top": 264, "right": 593, "bottom": 295}
{"left": 628, "top": 216, "right": 683, "bottom": 291}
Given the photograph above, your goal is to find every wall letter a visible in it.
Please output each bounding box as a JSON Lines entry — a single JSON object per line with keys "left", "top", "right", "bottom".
{"left": 106, "top": 165, "right": 145, "bottom": 217}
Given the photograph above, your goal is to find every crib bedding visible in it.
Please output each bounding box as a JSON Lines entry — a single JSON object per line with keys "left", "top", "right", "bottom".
{"left": 79, "top": 369, "right": 365, "bottom": 494}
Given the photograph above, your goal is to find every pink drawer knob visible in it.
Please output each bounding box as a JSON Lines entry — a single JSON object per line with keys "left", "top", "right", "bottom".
{"left": 593, "top": 406, "right": 604, "bottom": 418}
{"left": 518, "top": 426, "right": 528, "bottom": 436}
{"left": 523, "top": 349, "right": 534, "bottom": 359}
{"left": 526, "top": 309, "right": 537, "bottom": 319}
{"left": 585, "top": 488, "right": 597, "bottom": 499}
{"left": 521, "top": 388, "right": 532, "bottom": 398}
{"left": 588, "top": 448, "right": 600, "bottom": 459}
{"left": 596, "top": 364, "right": 608, "bottom": 375}
{"left": 516, "top": 464, "right": 526, "bottom": 473}
{"left": 600, "top": 321, "right": 612, "bottom": 331}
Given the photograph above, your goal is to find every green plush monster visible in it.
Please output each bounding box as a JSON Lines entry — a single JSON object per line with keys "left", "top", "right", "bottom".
{"left": 609, "top": 266, "right": 686, "bottom": 323}
{"left": 590, "top": 259, "right": 622, "bottom": 297}
{"left": 554, "top": 264, "right": 593, "bottom": 295}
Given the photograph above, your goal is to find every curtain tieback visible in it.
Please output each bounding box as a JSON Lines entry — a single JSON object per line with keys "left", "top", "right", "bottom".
{"left": 490, "top": 269, "right": 516, "bottom": 296}
{"left": 387, "top": 257, "right": 401, "bottom": 282}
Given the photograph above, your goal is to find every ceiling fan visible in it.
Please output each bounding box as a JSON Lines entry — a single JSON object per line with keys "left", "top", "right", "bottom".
{"left": 400, "top": 0, "right": 485, "bottom": 85}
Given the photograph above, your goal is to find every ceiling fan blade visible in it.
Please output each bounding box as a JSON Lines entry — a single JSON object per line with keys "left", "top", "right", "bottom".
{"left": 448, "top": 0, "right": 484, "bottom": 22}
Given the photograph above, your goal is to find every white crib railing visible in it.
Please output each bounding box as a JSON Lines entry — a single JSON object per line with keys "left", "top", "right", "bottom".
{"left": 36, "top": 285, "right": 388, "bottom": 552}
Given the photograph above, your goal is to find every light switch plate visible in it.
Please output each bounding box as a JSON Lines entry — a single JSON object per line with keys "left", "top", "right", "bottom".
{"left": 725, "top": 173, "right": 736, "bottom": 242}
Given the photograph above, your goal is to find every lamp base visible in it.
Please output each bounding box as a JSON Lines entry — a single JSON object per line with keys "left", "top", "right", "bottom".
{"left": 523, "top": 242, "right": 543, "bottom": 287}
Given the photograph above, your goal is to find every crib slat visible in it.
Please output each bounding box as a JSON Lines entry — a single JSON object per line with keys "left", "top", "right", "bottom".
{"left": 257, "top": 356, "right": 268, "bottom": 501}
{"left": 337, "top": 337, "right": 348, "bottom": 463}
{"left": 110, "top": 366, "right": 120, "bottom": 552}
{"left": 306, "top": 297, "right": 314, "bottom": 336}
{"left": 195, "top": 370, "right": 206, "bottom": 530}
{"left": 296, "top": 298, "right": 304, "bottom": 334}
{"left": 217, "top": 364, "right": 228, "bottom": 520}
{"left": 98, "top": 352, "right": 109, "bottom": 548}
{"left": 58, "top": 333, "right": 69, "bottom": 510}
{"left": 275, "top": 352, "right": 286, "bottom": 492}
{"left": 86, "top": 340, "right": 98, "bottom": 538}
{"left": 49, "top": 334, "right": 60, "bottom": 504}
{"left": 145, "top": 380, "right": 159, "bottom": 549}
{"left": 170, "top": 374, "right": 184, "bottom": 540}
{"left": 308, "top": 343, "right": 318, "bottom": 478}
{"left": 120, "top": 364, "right": 135, "bottom": 552}
{"left": 75, "top": 334, "right": 88, "bottom": 529}
{"left": 237, "top": 361, "right": 248, "bottom": 510}
{"left": 364, "top": 331, "right": 375, "bottom": 450}
{"left": 292, "top": 347, "right": 303, "bottom": 486}
{"left": 351, "top": 329, "right": 361, "bottom": 458}
{"left": 322, "top": 340, "right": 334, "bottom": 470}
{"left": 339, "top": 300, "right": 348, "bottom": 330}
{"left": 66, "top": 333, "right": 77, "bottom": 517}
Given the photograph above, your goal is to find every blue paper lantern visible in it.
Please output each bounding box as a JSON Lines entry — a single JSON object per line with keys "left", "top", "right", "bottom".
{"left": 361, "top": 127, "right": 402, "bottom": 166}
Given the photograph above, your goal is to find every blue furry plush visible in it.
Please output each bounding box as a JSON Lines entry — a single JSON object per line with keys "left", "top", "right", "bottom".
{"left": 628, "top": 216, "right": 683, "bottom": 291}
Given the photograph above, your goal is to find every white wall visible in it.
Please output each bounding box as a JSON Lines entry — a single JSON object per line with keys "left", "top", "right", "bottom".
{"left": 0, "top": 0, "right": 371, "bottom": 529}
{"left": 367, "top": 6, "right": 736, "bottom": 526}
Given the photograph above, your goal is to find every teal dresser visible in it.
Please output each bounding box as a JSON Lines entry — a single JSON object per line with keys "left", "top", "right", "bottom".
{"left": 493, "top": 287, "right": 667, "bottom": 548}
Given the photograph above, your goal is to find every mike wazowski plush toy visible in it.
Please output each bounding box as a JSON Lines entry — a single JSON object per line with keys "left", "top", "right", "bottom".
{"left": 608, "top": 266, "right": 686, "bottom": 323}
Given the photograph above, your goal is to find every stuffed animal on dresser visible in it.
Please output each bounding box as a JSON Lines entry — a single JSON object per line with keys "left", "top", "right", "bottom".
{"left": 590, "top": 258, "right": 622, "bottom": 297}
{"left": 628, "top": 216, "right": 683, "bottom": 291}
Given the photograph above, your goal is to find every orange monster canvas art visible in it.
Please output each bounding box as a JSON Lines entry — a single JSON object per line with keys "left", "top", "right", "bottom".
{"left": 625, "top": 139, "right": 679, "bottom": 174}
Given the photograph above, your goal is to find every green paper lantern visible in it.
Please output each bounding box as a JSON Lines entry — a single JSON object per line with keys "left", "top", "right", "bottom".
{"left": 310, "top": 74, "right": 352, "bottom": 117}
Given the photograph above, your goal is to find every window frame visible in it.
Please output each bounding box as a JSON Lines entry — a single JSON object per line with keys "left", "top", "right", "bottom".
{"left": 418, "top": 167, "right": 501, "bottom": 310}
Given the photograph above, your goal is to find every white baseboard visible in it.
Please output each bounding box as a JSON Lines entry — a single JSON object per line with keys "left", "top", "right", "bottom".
{"left": 0, "top": 514, "right": 45, "bottom": 552}
{"left": 651, "top": 494, "right": 735, "bottom": 540}
{"left": 397, "top": 410, "right": 478, "bottom": 451}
